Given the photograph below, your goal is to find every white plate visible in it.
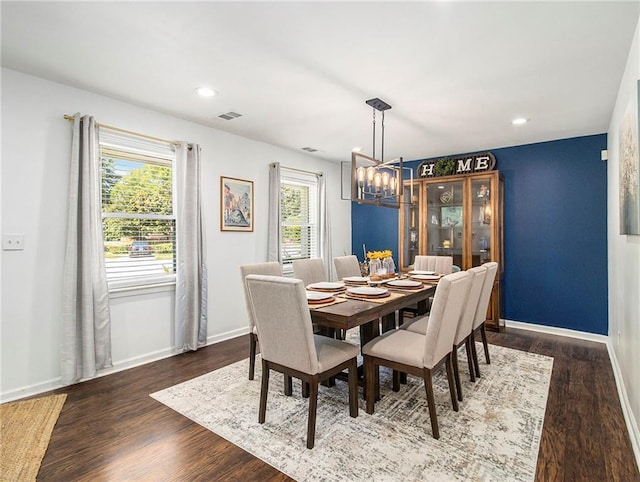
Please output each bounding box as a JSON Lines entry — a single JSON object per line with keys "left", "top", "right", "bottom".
{"left": 386, "top": 279, "right": 423, "bottom": 288}
{"left": 347, "top": 286, "right": 388, "bottom": 296}
{"left": 307, "top": 281, "right": 345, "bottom": 290}
{"left": 306, "top": 291, "right": 334, "bottom": 301}
{"left": 409, "top": 270, "right": 436, "bottom": 275}
{"left": 342, "top": 276, "right": 369, "bottom": 283}
{"left": 410, "top": 274, "right": 441, "bottom": 281}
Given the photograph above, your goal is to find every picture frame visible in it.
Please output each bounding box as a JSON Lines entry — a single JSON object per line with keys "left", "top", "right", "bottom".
{"left": 618, "top": 80, "right": 640, "bottom": 235}
{"left": 220, "top": 176, "right": 253, "bottom": 232}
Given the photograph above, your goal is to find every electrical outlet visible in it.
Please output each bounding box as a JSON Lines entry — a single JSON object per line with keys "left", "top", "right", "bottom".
{"left": 3, "top": 234, "right": 25, "bottom": 251}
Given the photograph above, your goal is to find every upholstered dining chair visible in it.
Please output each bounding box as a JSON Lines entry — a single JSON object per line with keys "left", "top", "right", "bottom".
{"left": 240, "top": 261, "right": 283, "bottom": 380}
{"left": 245, "top": 274, "right": 359, "bottom": 449}
{"left": 362, "top": 271, "right": 472, "bottom": 439}
{"left": 292, "top": 258, "right": 327, "bottom": 286}
{"left": 413, "top": 255, "right": 454, "bottom": 275}
{"left": 402, "top": 255, "right": 454, "bottom": 319}
{"left": 333, "top": 255, "right": 361, "bottom": 280}
{"left": 470, "top": 262, "right": 498, "bottom": 378}
{"left": 401, "top": 266, "right": 486, "bottom": 401}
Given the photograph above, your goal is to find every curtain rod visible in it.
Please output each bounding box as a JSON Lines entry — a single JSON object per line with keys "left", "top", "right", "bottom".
{"left": 63, "top": 114, "right": 180, "bottom": 146}
{"left": 274, "top": 162, "right": 323, "bottom": 177}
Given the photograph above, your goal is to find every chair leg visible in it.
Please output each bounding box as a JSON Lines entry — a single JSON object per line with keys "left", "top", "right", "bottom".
{"left": 480, "top": 324, "right": 491, "bottom": 364}
{"left": 445, "top": 354, "right": 459, "bottom": 412}
{"left": 302, "top": 382, "right": 310, "bottom": 398}
{"left": 307, "top": 379, "right": 319, "bottom": 449}
{"left": 284, "top": 375, "right": 293, "bottom": 396}
{"left": 465, "top": 336, "right": 476, "bottom": 383}
{"left": 471, "top": 333, "right": 481, "bottom": 378}
{"left": 258, "top": 360, "right": 269, "bottom": 424}
{"left": 399, "top": 372, "right": 407, "bottom": 384}
{"left": 348, "top": 358, "right": 359, "bottom": 418}
{"left": 451, "top": 346, "right": 463, "bottom": 402}
{"left": 422, "top": 368, "right": 439, "bottom": 439}
{"left": 392, "top": 370, "right": 401, "bottom": 392}
{"left": 364, "top": 356, "right": 377, "bottom": 414}
{"left": 249, "top": 332, "right": 258, "bottom": 380}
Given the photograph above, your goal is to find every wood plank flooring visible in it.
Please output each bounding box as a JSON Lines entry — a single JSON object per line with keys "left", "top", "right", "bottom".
{"left": 36, "top": 328, "right": 639, "bottom": 481}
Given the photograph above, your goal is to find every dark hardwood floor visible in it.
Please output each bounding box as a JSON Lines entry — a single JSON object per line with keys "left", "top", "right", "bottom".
{"left": 37, "top": 328, "right": 639, "bottom": 481}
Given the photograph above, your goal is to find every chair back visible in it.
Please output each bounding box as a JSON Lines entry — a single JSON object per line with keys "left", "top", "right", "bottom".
{"left": 422, "top": 271, "right": 471, "bottom": 369}
{"left": 472, "top": 262, "right": 498, "bottom": 330}
{"left": 245, "top": 275, "right": 319, "bottom": 374}
{"left": 414, "top": 255, "right": 453, "bottom": 275}
{"left": 453, "top": 266, "right": 487, "bottom": 346}
{"left": 333, "top": 255, "right": 361, "bottom": 279}
{"left": 292, "top": 258, "right": 327, "bottom": 286}
{"left": 240, "top": 262, "right": 282, "bottom": 332}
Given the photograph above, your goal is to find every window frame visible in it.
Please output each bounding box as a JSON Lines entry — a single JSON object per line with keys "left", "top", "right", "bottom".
{"left": 279, "top": 168, "right": 321, "bottom": 275}
{"left": 98, "top": 129, "right": 178, "bottom": 292}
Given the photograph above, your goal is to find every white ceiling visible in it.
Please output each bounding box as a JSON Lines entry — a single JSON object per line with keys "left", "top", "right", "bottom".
{"left": 2, "top": 1, "right": 639, "bottom": 163}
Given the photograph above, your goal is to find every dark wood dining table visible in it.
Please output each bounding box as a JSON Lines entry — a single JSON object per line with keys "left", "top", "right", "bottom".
{"left": 310, "top": 283, "right": 437, "bottom": 347}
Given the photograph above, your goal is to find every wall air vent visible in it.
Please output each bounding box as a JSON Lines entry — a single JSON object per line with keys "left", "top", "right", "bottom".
{"left": 301, "top": 147, "right": 318, "bottom": 152}
{"left": 218, "top": 111, "right": 243, "bottom": 120}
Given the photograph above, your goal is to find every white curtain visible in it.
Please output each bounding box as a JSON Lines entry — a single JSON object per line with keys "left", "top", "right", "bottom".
{"left": 318, "top": 173, "right": 333, "bottom": 280}
{"left": 267, "top": 162, "right": 282, "bottom": 263}
{"left": 175, "top": 142, "right": 208, "bottom": 351}
{"left": 61, "top": 113, "right": 112, "bottom": 385}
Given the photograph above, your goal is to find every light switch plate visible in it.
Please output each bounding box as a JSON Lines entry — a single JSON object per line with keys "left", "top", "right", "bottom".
{"left": 3, "top": 234, "right": 25, "bottom": 250}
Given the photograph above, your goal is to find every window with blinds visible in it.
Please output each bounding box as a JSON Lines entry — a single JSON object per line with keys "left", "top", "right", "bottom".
{"left": 280, "top": 168, "right": 319, "bottom": 272}
{"left": 99, "top": 129, "right": 176, "bottom": 290}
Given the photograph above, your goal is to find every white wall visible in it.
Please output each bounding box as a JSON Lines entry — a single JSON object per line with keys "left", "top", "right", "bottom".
{"left": 607, "top": 15, "right": 640, "bottom": 464}
{"left": 0, "top": 68, "right": 352, "bottom": 400}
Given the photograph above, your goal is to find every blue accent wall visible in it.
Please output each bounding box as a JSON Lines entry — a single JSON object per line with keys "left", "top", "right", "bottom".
{"left": 352, "top": 134, "right": 608, "bottom": 334}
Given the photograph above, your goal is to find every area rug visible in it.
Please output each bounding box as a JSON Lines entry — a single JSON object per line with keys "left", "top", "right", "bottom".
{"left": 0, "top": 393, "right": 67, "bottom": 481}
{"left": 151, "top": 344, "right": 552, "bottom": 481}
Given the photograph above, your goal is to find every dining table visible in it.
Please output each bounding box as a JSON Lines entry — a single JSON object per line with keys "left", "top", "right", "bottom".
{"left": 309, "top": 282, "right": 437, "bottom": 348}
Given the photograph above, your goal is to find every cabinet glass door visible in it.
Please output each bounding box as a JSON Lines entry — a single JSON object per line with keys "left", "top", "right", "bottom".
{"left": 426, "top": 180, "right": 464, "bottom": 269}
{"left": 401, "top": 183, "right": 420, "bottom": 268}
{"left": 470, "top": 178, "right": 492, "bottom": 267}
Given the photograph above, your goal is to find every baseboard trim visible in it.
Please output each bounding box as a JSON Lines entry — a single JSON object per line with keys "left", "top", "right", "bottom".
{"left": 607, "top": 341, "right": 640, "bottom": 472}
{"left": 503, "top": 319, "right": 608, "bottom": 344}
{"left": 0, "top": 327, "right": 250, "bottom": 404}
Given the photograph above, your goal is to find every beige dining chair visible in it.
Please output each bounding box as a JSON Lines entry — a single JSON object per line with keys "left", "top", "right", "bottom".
{"left": 450, "top": 266, "right": 486, "bottom": 400}
{"left": 333, "top": 255, "right": 361, "bottom": 280}
{"left": 362, "top": 271, "right": 472, "bottom": 439}
{"left": 240, "top": 261, "right": 282, "bottom": 380}
{"left": 413, "top": 255, "right": 454, "bottom": 275}
{"left": 245, "top": 274, "right": 359, "bottom": 449}
{"left": 292, "top": 258, "right": 327, "bottom": 286}
{"left": 470, "top": 262, "right": 498, "bottom": 378}
{"left": 401, "top": 266, "right": 486, "bottom": 401}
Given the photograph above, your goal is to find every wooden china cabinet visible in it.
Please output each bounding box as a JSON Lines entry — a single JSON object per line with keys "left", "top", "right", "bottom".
{"left": 399, "top": 166, "right": 504, "bottom": 331}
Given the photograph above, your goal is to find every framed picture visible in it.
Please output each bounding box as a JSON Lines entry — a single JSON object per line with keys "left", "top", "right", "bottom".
{"left": 618, "top": 80, "right": 640, "bottom": 235}
{"left": 220, "top": 176, "right": 253, "bottom": 232}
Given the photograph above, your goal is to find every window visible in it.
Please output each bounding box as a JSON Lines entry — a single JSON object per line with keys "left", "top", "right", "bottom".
{"left": 280, "top": 168, "right": 320, "bottom": 273}
{"left": 99, "top": 129, "right": 176, "bottom": 290}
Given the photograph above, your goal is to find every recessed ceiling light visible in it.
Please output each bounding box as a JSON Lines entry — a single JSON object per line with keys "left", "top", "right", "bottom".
{"left": 195, "top": 87, "right": 217, "bottom": 97}
{"left": 512, "top": 117, "right": 528, "bottom": 126}
{"left": 438, "top": 185, "right": 445, "bottom": 189}
{"left": 352, "top": 146, "right": 363, "bottom": 152}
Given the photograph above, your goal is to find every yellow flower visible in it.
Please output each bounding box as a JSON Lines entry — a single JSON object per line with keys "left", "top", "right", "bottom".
{"left": 367, "top": 250, "right": 393, "bottom": 260}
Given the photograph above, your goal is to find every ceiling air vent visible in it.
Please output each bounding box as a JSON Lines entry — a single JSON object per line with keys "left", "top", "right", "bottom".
{"left": 218, "top": 111, "right": 242, "bottom": 120}
{"left": 301, "top": 147, "right": 318, "bottom": 152}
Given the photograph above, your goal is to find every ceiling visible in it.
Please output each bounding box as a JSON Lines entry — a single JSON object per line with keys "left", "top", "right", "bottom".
{"left": 2, "top": 1, "right": 639, "bottom": 164}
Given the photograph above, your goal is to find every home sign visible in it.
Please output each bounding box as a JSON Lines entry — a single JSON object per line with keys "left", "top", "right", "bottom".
{"left": 417, "top": 152, "right": 496, "bottom": 178}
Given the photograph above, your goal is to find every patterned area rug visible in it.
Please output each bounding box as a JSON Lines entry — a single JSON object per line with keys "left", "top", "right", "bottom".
{"left": 151, "top": 343, "right": 552, "bottom": 481}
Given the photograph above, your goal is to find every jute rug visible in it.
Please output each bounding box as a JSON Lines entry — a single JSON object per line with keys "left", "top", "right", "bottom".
{"left": 0, "top": 393, "right": 67, "bottom": 482}
{"left": 151, "top": 343, "right": 552, "bottom": 481}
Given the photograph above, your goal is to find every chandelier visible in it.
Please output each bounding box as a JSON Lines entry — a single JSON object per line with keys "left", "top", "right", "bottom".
{"left": 351, "top": 98, "right": 412, "bottom": 208}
